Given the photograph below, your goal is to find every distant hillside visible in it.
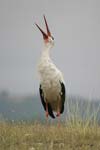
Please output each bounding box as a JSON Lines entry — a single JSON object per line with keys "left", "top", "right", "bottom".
{"left": 0, "top": 91, "right": 44, "bottom": 121}
{"left": 0, "top": 91, "right": 100, "bottom": 122}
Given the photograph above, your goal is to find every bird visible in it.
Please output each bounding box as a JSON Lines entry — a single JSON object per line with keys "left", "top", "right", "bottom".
{"left": 35, "top": 15, "right": 66, "bottom": 120}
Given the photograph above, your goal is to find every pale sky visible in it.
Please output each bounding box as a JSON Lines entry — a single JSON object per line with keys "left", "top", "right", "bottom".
{"left": 0, "top": 0, "right": 100, "bottom": 99}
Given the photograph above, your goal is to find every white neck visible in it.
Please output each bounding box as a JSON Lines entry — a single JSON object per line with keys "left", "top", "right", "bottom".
{"left": 41, "top": 43, "right": 52, "bottom": 60}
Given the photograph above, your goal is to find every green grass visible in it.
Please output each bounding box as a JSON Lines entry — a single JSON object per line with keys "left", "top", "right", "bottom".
{"left": 0, "top": 121, "right": 100, "bottom": 150}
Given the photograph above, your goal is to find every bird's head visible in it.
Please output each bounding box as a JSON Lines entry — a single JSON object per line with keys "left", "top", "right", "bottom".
{"left": 35, "top": 15, "right": 54, "bottom": 48}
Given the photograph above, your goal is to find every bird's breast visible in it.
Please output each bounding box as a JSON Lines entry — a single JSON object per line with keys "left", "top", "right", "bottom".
{"left": 38, "top": 60, "right": 63, "bottom": 81}
{"left": 38, "top": 59, "right": 64, "bottom": 102}
{"left": 40, "top": 75, "right": 61, "bottom": 103}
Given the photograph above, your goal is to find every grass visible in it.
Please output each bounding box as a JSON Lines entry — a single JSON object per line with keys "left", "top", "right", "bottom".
{"left": 0, "top": 121, "right": 100, "bottom": 150}
{"left": 0, "top": 98, "right": 100, "bottom": 150}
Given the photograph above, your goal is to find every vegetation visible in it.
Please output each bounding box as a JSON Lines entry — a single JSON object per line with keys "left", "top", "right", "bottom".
{"left": 0, "top": 121, "right": 100, "bottom": 150}
{"left": 0, "top": 92, "right": 100, "bottom": 149}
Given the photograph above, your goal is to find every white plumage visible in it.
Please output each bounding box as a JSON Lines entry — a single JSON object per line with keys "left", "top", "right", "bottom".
{"left": 38, "top": 48, "right": 64, "bottom": 102}
{"left": 35, "top": 16, "right": 66, "bottom": 119}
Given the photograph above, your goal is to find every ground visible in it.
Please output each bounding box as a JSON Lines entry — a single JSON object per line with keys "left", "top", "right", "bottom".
{"left": 0, "top": 121, "right": 100, "bottom": 150}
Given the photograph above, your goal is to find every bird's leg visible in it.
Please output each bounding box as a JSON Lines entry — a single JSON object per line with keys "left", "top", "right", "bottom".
{"left": 57, "top": 110, "right": 61, "bottom": 127}
{"left": 45, "top": 102, "right": 49, "bottom": 118}
{"left": 45, "top": 100, "right": 49, "bottom": 125}
{"left": 56, "top": 97, "right": 60, "bottom": 117}
{"left": 56, "top": 98, "right": 61, "bottom": 127}
{"left": 56, "top": 111, "right": 60, "bottom": 117}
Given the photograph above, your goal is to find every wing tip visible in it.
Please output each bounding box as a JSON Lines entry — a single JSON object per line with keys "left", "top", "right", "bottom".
{"left": 49, "top": 113, "right": 55, "bottom": 119}
{"left": 48, "top": 103, "right": 55, "bottom": 119}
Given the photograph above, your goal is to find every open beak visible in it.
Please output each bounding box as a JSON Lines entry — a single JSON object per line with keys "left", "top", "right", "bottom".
{"left": 35, "top": 15, "right": 51, "bottom": 40}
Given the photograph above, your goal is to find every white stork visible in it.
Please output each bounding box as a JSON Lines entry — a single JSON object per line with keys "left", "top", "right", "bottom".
{"left": 35, "top": 15, "right": 66, "bottom": 119}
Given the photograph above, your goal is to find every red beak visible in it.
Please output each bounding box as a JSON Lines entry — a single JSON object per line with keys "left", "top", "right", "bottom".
{"left": 43, "top": 15, "right": 51, "bottom": 36}
{"left": 35, "top": 15, "right": 51, "bottom": 40}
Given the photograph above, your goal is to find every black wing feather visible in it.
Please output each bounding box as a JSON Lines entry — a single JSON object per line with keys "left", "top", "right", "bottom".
{"left": 39, "top": 85, "right": 46, "bottom": 111}
{"left": 47, "top": 103, "right": 55, "bottom": 119}
{"left": 60, "top": 82, "right": 66, "bottom": 114}
{"left": 39, "top": 84, "right": 55, "bottom": 119}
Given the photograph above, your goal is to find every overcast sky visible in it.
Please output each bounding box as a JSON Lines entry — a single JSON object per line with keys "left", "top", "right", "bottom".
{"left": 0, "top": 0, "right": 100, "bottom": 99}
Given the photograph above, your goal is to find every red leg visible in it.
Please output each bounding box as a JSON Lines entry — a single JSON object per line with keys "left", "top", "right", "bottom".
{"left": 56, "top": 97, "right": 61, "bottom": 124}
{"left": 56, "top": 111, "right": 60, "bottom": 117}
{"left": 45, "top": 102, "right": 49, "bottom": 118}
{"left": 45, "top": 102, "right": 49, "bottom": 125}
{"left": 56, "top": 111, "right": 61, "bottom": 127}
